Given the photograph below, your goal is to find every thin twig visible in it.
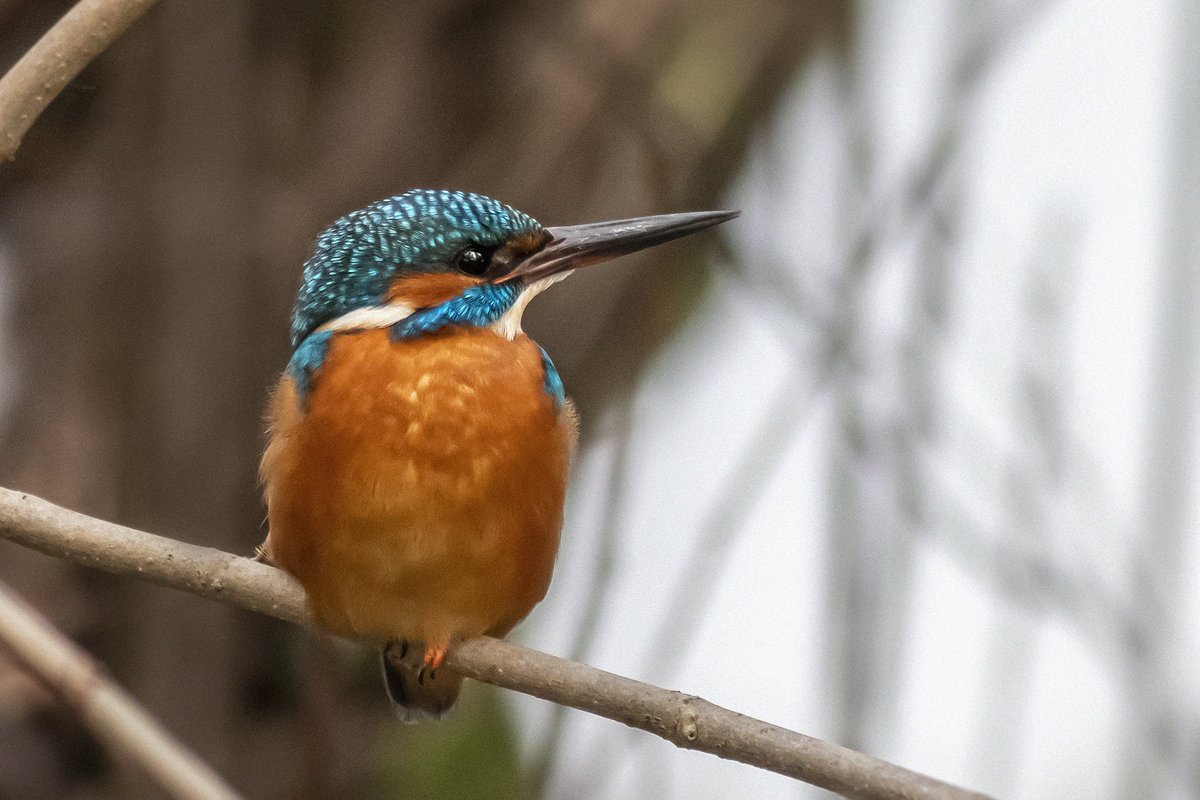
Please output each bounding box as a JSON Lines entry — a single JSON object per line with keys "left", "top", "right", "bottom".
{"left": 0, "top": 578, "right": 241, "bottom": 800}
{"left": 0, "top": 486, "right": 992, "bottom": 800}
{"left": 0, "top": 0, "right": 159, "bottom": 162}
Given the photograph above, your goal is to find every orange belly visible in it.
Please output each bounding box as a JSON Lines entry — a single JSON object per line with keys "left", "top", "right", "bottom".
{"left": 260, "top": 326, "right": 575, "bottom": 647}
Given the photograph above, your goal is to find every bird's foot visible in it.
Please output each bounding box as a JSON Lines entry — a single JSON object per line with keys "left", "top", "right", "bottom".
{"left": 381, "top": 638, "right": 462, "bottom": 719}
{"left": 417, "top": 643, "right": 448, "bottom": 685}
{"left": 383, "top": 640, "right": 449, "bottom": 685}
{"left": 424, "top": 643, "right": 447, "bottom": 670}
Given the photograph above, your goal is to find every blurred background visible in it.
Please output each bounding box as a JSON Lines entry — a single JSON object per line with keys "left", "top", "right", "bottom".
{"left": 1, "top": 0, "right": 1198, "bottom": 798}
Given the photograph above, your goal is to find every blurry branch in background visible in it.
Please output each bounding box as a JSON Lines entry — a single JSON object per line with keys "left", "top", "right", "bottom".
{"left": 841, "top": 1, "right": 1052, "bottom": 314}
{"left": 966, "top": 218, "right": 1077, "bottom": 793}
{"left": 526, "top": 389, "right": 637, "bottom": 795}
{"left": 1124, "top": 1, "right": 1200, "bottom": 796}
{"left": 0, "top": 0, "right": 158, "bottom": 161}
{"left": 566, "top": 364, "right": 828, "bottom": 799}
{"left": 679, "top": 9, "right": 831, "bottom": 206}
{"left": 850, "top": 1, "right": 1067, "bottom": 742}
{"left": 0, "top": 487, "right": 995, "bottom": 800}
{"left": 840, "top": 0, "right": 1056, "bottom": 279}
{"left": 638, "top": 366, "right": 827, "bottom": 688}
{"left": 714, "top": 0, "right": 1062, "bottom": 413}
{"left": 686, "top": 0, "right": 1062, "bottom": 759}
{"left": 0, "top": 579, "right": 242, "bottom": 800}
{"left": 815, "top": 0, "right": 1059, "bottom": 755}
{"left": 499, "top": 9, "right": 691, "bottom": 203}
{"left": 919, "top": 414, "right": 1144, "bottom": 668}
{"left": 851, "top": 0, "right": 1064, "bottom": 754}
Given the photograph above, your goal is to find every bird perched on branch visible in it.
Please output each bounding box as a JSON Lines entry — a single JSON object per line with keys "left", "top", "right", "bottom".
{"left": 259, "top": 189, "right": 735, "bottom": 719}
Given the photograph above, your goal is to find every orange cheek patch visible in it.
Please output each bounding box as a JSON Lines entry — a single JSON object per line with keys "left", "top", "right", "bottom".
{"left": 387, "top": 272, "right": 480, "bottom": 308}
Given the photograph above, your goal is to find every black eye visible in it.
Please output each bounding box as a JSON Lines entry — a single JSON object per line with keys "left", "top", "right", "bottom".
{"left": 453, "top": 246, "right": 490, "bottom": 276}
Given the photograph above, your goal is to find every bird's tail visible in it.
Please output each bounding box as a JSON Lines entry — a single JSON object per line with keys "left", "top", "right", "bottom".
{"left": 381, "top": 641, "right": 463, "bottom": 722}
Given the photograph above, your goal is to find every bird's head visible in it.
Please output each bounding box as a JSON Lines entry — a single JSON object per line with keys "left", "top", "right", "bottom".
{"left": 290, "top": 189, "right": 736, "bottom": 352}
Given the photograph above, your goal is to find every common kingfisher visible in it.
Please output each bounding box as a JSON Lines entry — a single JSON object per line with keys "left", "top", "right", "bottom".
{"left": 259, "top": 189, "right": 735, "bottom": 719}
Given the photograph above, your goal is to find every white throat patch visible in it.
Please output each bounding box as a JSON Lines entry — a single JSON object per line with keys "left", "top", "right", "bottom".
{"left": 490, "top": 272, "right": 572, "bottom": 340}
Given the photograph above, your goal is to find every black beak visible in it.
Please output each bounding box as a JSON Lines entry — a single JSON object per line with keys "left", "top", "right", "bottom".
{"left": 503, "top": 209, "right": 739, "bottom": 284}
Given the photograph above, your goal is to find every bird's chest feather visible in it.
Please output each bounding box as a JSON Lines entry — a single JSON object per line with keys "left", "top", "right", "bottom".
{"left": 260, "top": 326, "right": 576, "bottom": 643}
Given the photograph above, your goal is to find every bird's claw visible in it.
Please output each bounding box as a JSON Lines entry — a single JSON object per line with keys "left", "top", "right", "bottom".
{"left": 416, "top": 643, "right": 447, "bottom": 684}
{"left": 424, "top": 644, "right": 447, "bottom": 671}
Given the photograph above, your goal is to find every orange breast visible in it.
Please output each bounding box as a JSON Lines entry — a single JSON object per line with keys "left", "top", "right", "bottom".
{"left": 260, "top": 326, "right": 576, "bottom": 647}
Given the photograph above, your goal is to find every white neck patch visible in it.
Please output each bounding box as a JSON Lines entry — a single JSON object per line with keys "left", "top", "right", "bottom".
{"left": 489, "top": 272, "right": 572, "bottom": 340}
{"left": 317, "top": 302, "right": 415, "bottom": 334}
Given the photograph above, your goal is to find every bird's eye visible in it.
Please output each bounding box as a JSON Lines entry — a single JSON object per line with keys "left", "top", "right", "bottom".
{"left": 453, "top": 246, "right": 491, "bottom": 276}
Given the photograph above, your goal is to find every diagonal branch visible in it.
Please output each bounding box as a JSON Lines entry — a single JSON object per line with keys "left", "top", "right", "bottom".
{"left": 0, "top": 0, "right": 159, "bottom": 162}
{"left": 0, "top": 578, "right": 242, "bottom": 800}
{"left": 0, "top": 486, "right": 991, "bottom": 800}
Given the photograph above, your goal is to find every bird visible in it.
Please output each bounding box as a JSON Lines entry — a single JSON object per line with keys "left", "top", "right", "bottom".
{"left": 258, "top": 189, "right": 736, "bottom": 720}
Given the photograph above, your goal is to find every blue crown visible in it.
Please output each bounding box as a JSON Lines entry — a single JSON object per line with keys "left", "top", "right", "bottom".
{"left": 290, "top": 190, "right": 542, "bottom": 349}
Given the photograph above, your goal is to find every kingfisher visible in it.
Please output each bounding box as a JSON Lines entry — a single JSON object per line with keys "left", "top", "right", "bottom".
{"left": 258, "top": 189, "right": 735, "bottom": 719}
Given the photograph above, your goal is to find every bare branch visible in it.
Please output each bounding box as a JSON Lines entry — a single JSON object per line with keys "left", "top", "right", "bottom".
{"left": 0, "top": 578, "right": 241, "bottom": 800}
{"left": 0, "top": 487, "right": 992, "bottom": 800}
{"left": 0, "top": 0, "right": 158, "bottom": 162}
{"left": 0, "top": 488, "right": 308, "bottom": 626}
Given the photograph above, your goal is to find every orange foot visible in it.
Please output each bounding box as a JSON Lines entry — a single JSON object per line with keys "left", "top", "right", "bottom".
{"left": 424, "top": 643, "right": 447, "bottom": 670}
{"left": 386, "top": 640, "right": 451, "bottom": 685}
{"left": 415, "top": 643, "right": 448, "bottom": 686}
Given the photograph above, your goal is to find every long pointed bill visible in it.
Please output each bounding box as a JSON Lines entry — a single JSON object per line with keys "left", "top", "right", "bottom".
{"left": 502, "top": 209, "right": 739, "bottom": 284}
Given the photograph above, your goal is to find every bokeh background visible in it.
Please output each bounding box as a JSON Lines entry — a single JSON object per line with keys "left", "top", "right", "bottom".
{"left": 2, "top": 0, "right": 1199, "bottom": 798}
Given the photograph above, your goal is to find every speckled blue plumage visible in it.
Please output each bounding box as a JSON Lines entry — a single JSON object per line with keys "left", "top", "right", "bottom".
{"left": 287, "top": 329, "right": 332, "bottom": 406}
{"left": 538, "top": 346, "right": 565, "bottom": 409}
{"left": 290, "top": 189, "right": 542, "bottom": 349}
{"left": 389, "top": 282, "right": 522, "bottom": 340}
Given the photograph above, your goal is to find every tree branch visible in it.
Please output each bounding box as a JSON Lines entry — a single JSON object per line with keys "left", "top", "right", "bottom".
{"left": 0, "top": 487, "right": 991, "bottom": 800}
{"left": 0, "top": 577, "right": 242, "bottom": 800}
{"left": 0, "top": 0, "right": 158, "bottom": 162}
